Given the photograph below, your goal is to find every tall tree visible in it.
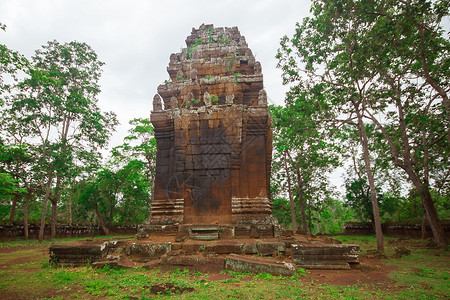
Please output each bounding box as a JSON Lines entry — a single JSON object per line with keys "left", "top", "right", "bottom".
{"left": 1, "top": 23, "right": 33, "bottom": 231}
{"left": 111, "top": 118, "right": 156, "bottom": 203}
{"left": 270, "top": 101, "right": 339, "bottom": 235}
{"left": 78, "top": 179, "right": 109, "bottom": 235}
{"left": 277, "top": 0, "right": 448, "bottom": 248}
{"left": 358, "top": 0, "right": 449, "bottom": 247}
{"left": 3, "top": 40, "right": 117, "bottom": 241}
{"left": 0, "top": 23, "right": 29, "bottom": 103}
{"left": 0, "top": 143, "right": 32, "bottom": 221}
{"left": 277, "top": 2, "right": 381, "bottom": 252}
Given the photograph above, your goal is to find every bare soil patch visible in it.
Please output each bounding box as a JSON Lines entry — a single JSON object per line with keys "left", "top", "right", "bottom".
{"left": 301, "top": 257, "right": 398, "bottom": 289}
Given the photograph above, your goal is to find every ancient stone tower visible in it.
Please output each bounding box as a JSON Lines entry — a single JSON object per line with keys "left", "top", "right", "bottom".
{"left": 141, "top": 24, "right": 280, "bottom": 239}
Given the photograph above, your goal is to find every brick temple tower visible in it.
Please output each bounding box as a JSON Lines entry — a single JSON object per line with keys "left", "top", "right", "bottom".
{"left": 139, "top": 24, "right": 281, "bottom": 239}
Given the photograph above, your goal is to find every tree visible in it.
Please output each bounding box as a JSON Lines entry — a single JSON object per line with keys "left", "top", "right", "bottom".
{"left": 0, "top": 142, "right": 32, "bottom": 222}
{"left": 3, "top": 40, "right": 117, "bottom": 241}
{"left": 357, "top": 0, "right": 449, "bottom": 247}
{"left": 0, "top": 172, "right": 25, "bottom": 199}
{"left": 270, "top": 101, "right": 339, "bottom": 235}
{"left": 0, "top": 23, "right": 29, "bottom": 103}
{"left": 1, "top": 23, "right": 30, "bottom": 218}
{"left": 111, "top": 118, "right": 156, "bottom": 203}
{"left": 78, "top": 179, "right": 109, "bottom": 235}
{"left": 76, "top": 159, "right": 150, "bottom": 231}
{"left": 277, "top": 1, "right": 387, "bottom": 251}
{"left": 276, "top": 0, "right": 449, "bottom": 250}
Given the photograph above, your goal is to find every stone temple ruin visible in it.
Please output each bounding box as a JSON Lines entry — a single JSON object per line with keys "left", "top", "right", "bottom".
{"left": 50, "top": 25, "right": 359, "bottom": 273}
{"left": 139, "top": 24, "right": 280, "bottom": 239}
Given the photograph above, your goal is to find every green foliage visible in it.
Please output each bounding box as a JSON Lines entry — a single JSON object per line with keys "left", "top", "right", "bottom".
{"left": 209, "top": 94, "right": 219, "bottom": 105}
{"left": 313, "top": 199, "right": 355, "bottom": 234}
{"left": 220, "top": 269, "right": 252, "bottom": 279}
{"left": 275, "top": 0, "right": 449, "bottom": 243}
{"left": 253, "top": 272, "right": 276, "bottom": 280}
{"left": 182, "top": 98, "right": 200, "bottom": 108}
{"left": 345, "top": 179, "right": 378, "bottom": 223}
{"left": 77, "top": 118, "right": 155, "bottom": 226}
{"left": 270, "top": 103, "right": 341, "bottom": 234}
{"left": 1, "top": 39, "right": 118, "bottom": 230}
{"left": 226, "top": 53, "right": 235, "bottom": 71}
{"left": 0, "top": 24, "right": 29, "bottom": 100}
{"left": 186, "top": 39, "right": 203, "bottom": 60}
{"left": 271, "top": 197, "right": 292, "bottom": 228}
{"left": 234, "top": 72, "right": 241, "bottom": 84}
{"left": 0, "top": 172, "right": 25, "bottom": 198}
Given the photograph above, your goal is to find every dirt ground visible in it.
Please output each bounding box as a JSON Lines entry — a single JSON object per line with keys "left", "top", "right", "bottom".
{"left": 302, "top": 258, "right": 397, "bottom": 288}
{"left": 1, "top": 236, "right": 447, "bottom": 299}
{"left": 0, "top": 243, "right": 395, "bottom": 287}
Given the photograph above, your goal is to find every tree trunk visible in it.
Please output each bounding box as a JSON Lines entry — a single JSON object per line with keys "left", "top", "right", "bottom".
{"left": 295, "top": 168, "right": 309, "bottom": 235}
{"left": 50, "top": 200, "right": 57, "bottom": 239}
{"left": 24, "top": 193, "right": 30, "bottom": 239}
{"left": 283, "top": 151, "right": 298, "bottom": 233}
{"left": 410, "top": 177, "right": 447, "bottom": 247}
{"left": 299, "top": 200, "right": 308, "bottom": 234}
{"left": 39, "top": 173, "right": 53, "bottom": 243}
{"left": 68, "top": 190, "right": 73, "bottom": 225}
{"left": 9, "top": 194, "right": 18, "bottom": 222}
{"left": 421, "top": 209, "right": 427, "bottom": 239}
{"left": 365, "top": 87, "right": 447, "bottom": 248}
{"left": 356, "top": 108, "right": 384, "bottom": 253}
{"left": 95, "top": 204, "right": 109, "bottom": 235}
{"left": 50, "top": 175, "right": 62, "bottom": 239}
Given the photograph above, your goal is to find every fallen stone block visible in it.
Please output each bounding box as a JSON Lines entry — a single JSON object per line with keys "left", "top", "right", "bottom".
{"left": 92, "top": 260, "right": 130, "bottom": 269}
{"left": 225, "top": 254, "right": 296, "bottom": 276}
{"left": 181, "top": 241, "right": 206, "bottom": 253}
{"left": 293, "top": 254, "right": 359, "bottom": 262}
{"left": 295, "top": 260, "right": 351, "bottom": 270}
{"left": 218, "top": 227, "right": 234, "bottom": 239}
{"left": 126, "top": 242, "right": 172, "bottom": 260}
{"left": 291, "top": 244, "right": 359, "bottom": 256}
{"left": 256, "top": 241, "right": 285, "bottom": 256}
{"left": 352, "top": 262, "right": 380, "bottom": 272}
{"left": 212, "top": 241, "right": 243, "bottom": 254}
{"left": 159, "top": 255, "right": 225, "bottom": 273}
{"left": 234, "top": 225, "right": 251, "bottom": 238}
{"left": 49, "top": 241, "right": 107, "bottom": 266}
{"left": 106, "top": 240, "right": 128, "bottom": 255}
{"left": 291, "top": 243, "right": 359, "bottom": 270}
{"left": 241, "top": 241, "right": 258, "bottom": 254}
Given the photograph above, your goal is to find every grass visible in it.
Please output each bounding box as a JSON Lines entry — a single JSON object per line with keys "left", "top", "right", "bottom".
{"left": 0, "top": 235, "right": 448, "bottom": 299}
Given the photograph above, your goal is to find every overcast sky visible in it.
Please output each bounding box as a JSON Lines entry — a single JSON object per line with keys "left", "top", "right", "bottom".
{"left": 1, "top": 0, "right": 311, "bottom": 147}
{"left": 1, "top": 1, "right": 359, "bottom": 193}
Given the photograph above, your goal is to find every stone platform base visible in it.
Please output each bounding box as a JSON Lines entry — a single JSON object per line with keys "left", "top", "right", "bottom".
{"left": 137, "top": 221, "right": 284, "bottom": 240}
{"left": 49, "top": 235, "right": 359, "bottom": 273}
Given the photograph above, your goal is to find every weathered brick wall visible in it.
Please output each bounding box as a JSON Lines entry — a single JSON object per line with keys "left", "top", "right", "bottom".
{"left": 149, "top": 24, "right": 274, "bottom": 227}
{"left": 0, "top": 223, "right": 137, "bottom": 240}
{"left": 343, "top": 221, "right": 450, "bottom": 238}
